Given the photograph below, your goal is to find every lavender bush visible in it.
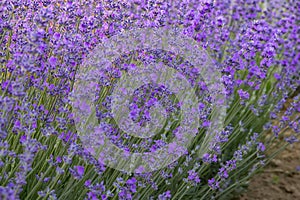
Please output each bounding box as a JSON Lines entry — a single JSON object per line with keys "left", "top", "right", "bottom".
{"left": 0, "top": 0, "right": 299, "bottom": 199}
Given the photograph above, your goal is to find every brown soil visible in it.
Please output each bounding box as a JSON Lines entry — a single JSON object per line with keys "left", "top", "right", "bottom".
{"left": 239, "top": 142, "right": 300, "bottom": 200}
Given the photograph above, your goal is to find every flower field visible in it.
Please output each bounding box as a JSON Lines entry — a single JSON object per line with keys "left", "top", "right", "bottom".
{"left": 0, "top": 0, "right": 299, "bottom": 199}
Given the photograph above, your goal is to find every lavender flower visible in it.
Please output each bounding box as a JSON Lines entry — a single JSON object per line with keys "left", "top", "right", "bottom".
{"left": 0, "top": 0, "right": 299, "bottom": 199}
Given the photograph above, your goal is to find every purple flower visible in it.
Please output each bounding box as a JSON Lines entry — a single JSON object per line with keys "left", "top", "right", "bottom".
{"left": 1, "top": 0, "right": 300, "bottom": 199}
{"left": 218, "top": 167, "right": 229, "bottom": 179}
{"left": 135, "top": 166, "right": 145, "bottom": 174}
{"left": 237, "top": 89, "right": 250, "bottom": 100}
{"left": 85, "top": 180, "right": 92, "bottom": 187}
{"left": 272, "top": 125, "right": 281, "bottom": 137}
{"left": 208, "top": 178, "right": 220, "bottom": 190}
{"left": 158, "top": 190, "right": 172, "bottom": 200}
{"left": 70, "top": 165, "right": 85, "bottom": 179}
{"left": 203, "top": 119, "right": 211, "bottom": 127}
{"left": 126, "top": 177, "right": 137, "bottom": 185}
{"left": 257, "top": 142, "right": 265, "bottom": 152}
{"left": 285, "top": 135, "right": 299, "bottom": 144}
{"left": 202, "top": 153, "right": 218, "bottom": 163}
{"left": 53, "top": 32, "right": 61, "bottom": 40}
{"left": 87, "top": 191, "right": 99, "bottom": 200}
{"left": 126, "top": 177, "right": 137, "bottom": 193}
{"left": 274, "top": 73, "right": 281, "bottom": 80}
{"left": 49, "top": 56, "right": 57, "bottom": 66}
{"left": 56, "top": 156, "right": 62, "bottom": 163}
{"left": 76, "top": 165, "right": 85, "bottom": 176}
{"left": 20, "top": 135, "right": 27, "bottom": 143}
{"left": 168, "top": 142, "right": 177, "bottom": 154}
{"left": 187, "top": 170, "right": 201, "bottom": 184}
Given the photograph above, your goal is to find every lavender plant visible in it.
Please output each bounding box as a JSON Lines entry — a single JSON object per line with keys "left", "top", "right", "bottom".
{"left": 0, "top": 0, "right": 299, "bottom": 200}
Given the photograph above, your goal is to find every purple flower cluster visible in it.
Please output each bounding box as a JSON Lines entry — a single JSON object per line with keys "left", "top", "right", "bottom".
{"left": 0, "top": 0, "right": 299, "bottom": 199}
